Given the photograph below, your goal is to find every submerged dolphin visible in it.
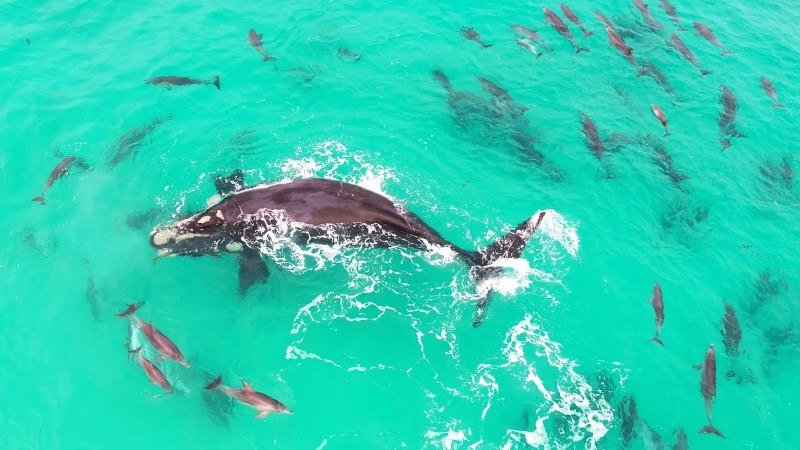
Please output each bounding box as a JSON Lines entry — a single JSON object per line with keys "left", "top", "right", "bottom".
{"left": 150, "top": 177, "right": 547, "bottom": 326}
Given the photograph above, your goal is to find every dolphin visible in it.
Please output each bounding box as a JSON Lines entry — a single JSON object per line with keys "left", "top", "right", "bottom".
{"left": 129, "top": 346, "right": 172, "bottom": 394}
{"left": 634, "top": 0, "right": 663, "bottom": 29}
{"left": 117, "top": 303, "right": 190, "bottom": 368}
{"left": 721, "top": 302, "right": 742, "bottom": 359}
{"left": 510, "top": 25, "right": 552, "bottom": 51}
{"left": 693, "top": 22, "right": 733, "bottom": 55}
{"left": 248, "top": 29, "right": 275, "bottom": 61}
{"left": 673, "top": 427, "right": 688, "bottom": 449}
{"left": 32, "top": 156, "right": 90, "bottom": 204}
{"left": 650, "top": 104, "right": 670, "bottom": 136}
{"left": 560, "top": 4, "right": 593, "bottom": 37}
{"left": 459, "top": 26, "right": 492, "bottom": 49}
{"left": 760, "top": 76, "right": 785, "bottom": 109}
{"left": 718, "top": 85, "right": 745, "bottom": 149}
{"left": 647, "top": 136, "right": 689, "bottom": 192}
{"left": 649, "top": 281, "right": 665, "bottom": 346}
{"left": 659, "top": 0, "right": 686, "bottom": 31}
{"left": 150, "top": 177, "right": 547, "bottom": 326}
{"left": 204, "top": 375, "right": 291, "bottom": 419}
{"left": 146, "top": 75, "right": 220, "bottom": 90}
{"left": 543, "top": 7, "right": 589, "bottom": 53}
{"left": 579, "top": 112, "right": 613, "bottom": 178}
{"left": 696, "top": 343, "right": 725, "bottom": 438}
{"left": 106, "top": 116, "right": 171, "bottom": 168}
{"left": 671, "top": 34, "right": 711, "bottom": 76}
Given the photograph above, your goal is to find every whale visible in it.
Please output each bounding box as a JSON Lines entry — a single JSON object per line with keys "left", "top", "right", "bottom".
{"left": 150, "top": 175, "right": 547, "bottom": 326}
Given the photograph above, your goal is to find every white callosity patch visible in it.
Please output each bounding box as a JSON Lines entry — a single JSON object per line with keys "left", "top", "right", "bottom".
{"left": 197, "top": 215, "right": 211, "bottom": 224}
{"left": 225, "top": 242, "right": 243, "bottom": 252}
{"left": 152, "top": 229, "right": 174, "bottom": 246}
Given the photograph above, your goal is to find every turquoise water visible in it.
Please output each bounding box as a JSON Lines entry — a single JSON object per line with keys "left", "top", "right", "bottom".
{"left": 1, "top": 0, "right": 798, "bottom": 448}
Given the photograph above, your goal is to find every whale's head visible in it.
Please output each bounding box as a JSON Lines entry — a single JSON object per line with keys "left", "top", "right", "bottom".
{"left": 150, "top": 208, "right": 244, "bottom": 257}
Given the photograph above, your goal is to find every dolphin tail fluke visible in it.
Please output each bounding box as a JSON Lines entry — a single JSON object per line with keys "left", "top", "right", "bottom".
{"left": 584, "top": 31, "right": 594, "bottom": 37}
{"left": 264, "top": 55, "right": 276, "bottom": 62}
{"left": 115, "top": 302, "right": 143, "bottom": 318}
{"left": 576, "top": 46, "right": 590, "bottom": 54}
{"left": 204, "top": 375, "right": 223, "bottom": 391}
{"left": 721, "top": 50, "right": 735, "bottom": 56}
{"left": 468, "top": 211, "right": 547, "bottom": 327}
{"left": 692, "top": 364, "right": 703, "bottom": 370}
{"left": 129, "top": 346, "right": 142, "bottom": 355}
{"left": 699, "top": 425, "right": 725, "bottom": 438}
{"left": 772, "top": 103, "right": 786, "bottom": 109}
{"left": 700, "top": 69, "right": 711, "bottom": 77}
{"left": 650, "top": 337, "right": 664, "bottom": 346}
{"left": 212, "top": 75, "right": 221, "bottom": 90}
{"left": 32, "top": 196, "right": 45, "bottom": 204}
{"left": 481, "top": 43, "right": 494, "bottom": 49}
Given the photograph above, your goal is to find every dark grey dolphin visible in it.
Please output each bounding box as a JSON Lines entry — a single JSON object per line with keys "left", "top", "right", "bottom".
{"left": 146, "top": 75, "right": 220, "bottom": 90}
{"left": 150, "top": 177, "right": 547, "bottom": 326}
{"left": 106, "top": 116, "right": 171, "bottom": 168}
{"left": 32, "top": 155, "right": 90, "bottom": 204}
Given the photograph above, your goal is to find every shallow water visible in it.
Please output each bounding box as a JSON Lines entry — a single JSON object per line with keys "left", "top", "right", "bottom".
{"left": 1, "top": 0, "right": 798, "bottom": 449}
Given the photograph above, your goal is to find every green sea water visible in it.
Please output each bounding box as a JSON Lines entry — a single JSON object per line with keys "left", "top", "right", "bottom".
{"left": 1, "top": 0, "right": 799, "bottom": 448}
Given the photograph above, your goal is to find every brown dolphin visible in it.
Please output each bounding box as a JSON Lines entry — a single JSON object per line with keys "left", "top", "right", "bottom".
{"left": 760, "top": 76, "right": 785, "bottom": 109}
{"left": 560, "top": 4, "right": 593, "bottom": 37}
{"left": 649, "top": 281, "right": 665, "bottom": 345}
{"left": 594, "top": 11, "right": 616, "bottom": 31}
{"left": 117, "top": 303, "right": 190, "bottom": 368}
{"left": 543, "top": 7, "right": 589, "bottom": 53}
{"left": 248, "top": 29, "right": 276, "bottom": 61}
{"left": 204, "top": 375, "right": 292, "bottom": 419}
{"left": 634, "top": 0, "right": 663, "bottom": 29}
{"left": 693, "top": 22, "right": 733, "bottom": 55}
{"left": 696, "top": 344, "right": 725, "bottom": 438}
{"left": 650, "top": 104, "right": 670, "bottom": 136}
{"left": 659, "top": 0, "right": 687, "bottom": 31}
{"left": 671, "top": 34, "right": 711, "bottom": 76}
{"left": 129, "top": 346, "right": 172, "bottom": 394}
{"left": 32, "top": 156, "right": 90, "bottom": 204}
{"left": 605, "top": 26, "right": 642, "bottom": 73}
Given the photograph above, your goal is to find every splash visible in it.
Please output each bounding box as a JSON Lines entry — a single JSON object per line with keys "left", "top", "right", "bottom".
{"left": 478, "top": 314, "right": 613, "bottom": 450}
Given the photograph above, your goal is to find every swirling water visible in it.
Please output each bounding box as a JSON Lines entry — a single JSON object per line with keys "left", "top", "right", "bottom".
{"left": 1, "top": 0, "right": 798, "bottom": 449}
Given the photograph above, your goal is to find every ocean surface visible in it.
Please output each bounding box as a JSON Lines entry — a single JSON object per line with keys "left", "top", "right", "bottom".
{"left": 1, "top": 0, "right": 798, "bottom": 448}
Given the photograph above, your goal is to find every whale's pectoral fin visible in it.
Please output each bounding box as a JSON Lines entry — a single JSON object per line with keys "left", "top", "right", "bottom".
{"left": 214, "top": 170, "right": 245, "bottom": 197}
{"left": 238, "top": 248, "right": 269, "bottom": 297}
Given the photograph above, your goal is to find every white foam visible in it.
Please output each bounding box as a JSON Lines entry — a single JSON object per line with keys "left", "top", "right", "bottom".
{"left": 539, "top": 209, "right": 580, "bottom": 258}
{"left": 476, "top": 315, "right": 613, "bottom": 450}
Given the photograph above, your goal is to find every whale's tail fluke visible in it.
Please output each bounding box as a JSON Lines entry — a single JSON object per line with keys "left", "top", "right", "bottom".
{"left": 466, "top": 211, "right": 547, "bottom": 327}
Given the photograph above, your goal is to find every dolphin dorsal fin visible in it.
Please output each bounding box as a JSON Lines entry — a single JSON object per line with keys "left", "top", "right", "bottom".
{"left": 242, "top": 380, "right": 254, "bottom": 392}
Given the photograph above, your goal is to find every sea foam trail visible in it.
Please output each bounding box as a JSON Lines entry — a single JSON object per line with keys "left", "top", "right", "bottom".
{"left": 473, "top": 314, "right": 614, "bottom": 450}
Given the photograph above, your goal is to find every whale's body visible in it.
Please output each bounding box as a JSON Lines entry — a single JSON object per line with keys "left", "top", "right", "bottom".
{"left": 151, "top": 176, "right": 545, "bottom": 326}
